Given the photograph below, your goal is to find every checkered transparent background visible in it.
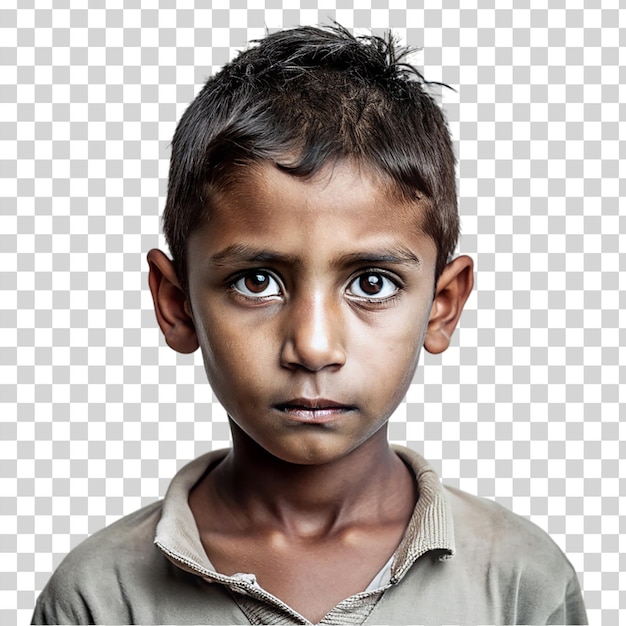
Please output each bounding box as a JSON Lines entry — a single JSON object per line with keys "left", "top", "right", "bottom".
{"left": 2, "top": 3, "right": 624, "bottom": 624}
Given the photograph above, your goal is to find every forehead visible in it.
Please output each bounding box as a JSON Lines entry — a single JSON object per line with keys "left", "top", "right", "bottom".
{"left": 190, "top": 160, "right": 437, "bottom": 267}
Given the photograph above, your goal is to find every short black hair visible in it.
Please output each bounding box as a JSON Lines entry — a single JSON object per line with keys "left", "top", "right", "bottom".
{"left": 163, "top": 24, "right": 459, "bottom": 289}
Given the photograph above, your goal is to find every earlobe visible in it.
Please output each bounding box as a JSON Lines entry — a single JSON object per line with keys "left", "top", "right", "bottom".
{"left": 424, "top": 255, "right": 474, "bottom": 355}
{"left": 147, "top": 249, "right": 199, "bottom": 354}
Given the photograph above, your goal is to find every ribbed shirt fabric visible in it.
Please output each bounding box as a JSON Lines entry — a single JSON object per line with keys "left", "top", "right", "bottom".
{"left": 32, "top": 446, "right": 587, "bottom": 625}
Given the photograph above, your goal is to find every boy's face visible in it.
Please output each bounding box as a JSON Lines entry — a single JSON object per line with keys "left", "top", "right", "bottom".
{"left": 149, "top": 160, "right": 472, "bottom": 466}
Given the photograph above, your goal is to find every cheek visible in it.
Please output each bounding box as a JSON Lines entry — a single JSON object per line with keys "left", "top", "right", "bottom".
{"left": 352, "top": 317, "right": 425, "bottom": 387}
{"left": 195, "top": 311, "right": 271, "bottom": 391}
{"left": 377, "top": 341, "right": 422, "bottom": 394}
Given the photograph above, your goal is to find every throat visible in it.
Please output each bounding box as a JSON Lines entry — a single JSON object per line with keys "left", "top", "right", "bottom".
{"left": 187, "top": 443, "right": 418, "bottom": 624}
{"left": 215, "top": 424, "right": 411, "bottom": 530}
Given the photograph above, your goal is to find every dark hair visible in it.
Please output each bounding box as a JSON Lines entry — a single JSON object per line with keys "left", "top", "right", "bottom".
{"left": 163, "top": 24, "right": 459, "bottom": 289}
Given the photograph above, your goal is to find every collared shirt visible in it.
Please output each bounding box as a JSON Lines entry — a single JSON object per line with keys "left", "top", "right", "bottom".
{"left": 32, "top": 446, "right": 588, "bottom": 625}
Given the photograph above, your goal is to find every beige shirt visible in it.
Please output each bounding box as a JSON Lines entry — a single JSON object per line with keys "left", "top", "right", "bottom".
{"left": 32, "top": 446, "right": 587, "bottom": 625}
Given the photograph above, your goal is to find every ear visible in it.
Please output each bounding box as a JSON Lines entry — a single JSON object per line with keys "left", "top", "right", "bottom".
{"left": 424, "top": 255, "right": 474, "bottom": 355}
{"left": 147, "top": 249, "right": 199, "bottom": 354}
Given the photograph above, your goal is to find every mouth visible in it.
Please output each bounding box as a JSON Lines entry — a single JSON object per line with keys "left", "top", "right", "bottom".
{"left": 274, "top": 398, "right": 356, "bottom": 423}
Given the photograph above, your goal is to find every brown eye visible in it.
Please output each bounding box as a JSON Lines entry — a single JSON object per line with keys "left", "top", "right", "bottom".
{"left": 233, "top": 271, "right": 281, "bottom": 298}
{"left": 245, "top": 273, "right": 270, "bottom": 293}
{"left": 348, "top": 272, "right": 399, "bottom": 300}
{"left": 359, "top": 274, "right": 384, "bottom": 295}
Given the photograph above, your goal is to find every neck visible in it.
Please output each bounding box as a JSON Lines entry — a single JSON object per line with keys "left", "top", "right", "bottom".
{"left": 203, "top": 422, "right": 412, "bottom": 538}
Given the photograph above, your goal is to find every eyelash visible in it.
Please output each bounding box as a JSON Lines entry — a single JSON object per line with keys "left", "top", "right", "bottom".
{"left": 229, "top": 271, "right": 283, "bottom": 301}
{"left": 228, "top": 269, "right": 403, "bottom": 304}
{"left": 346, "top": 271, "right": 403, "bottom": 304}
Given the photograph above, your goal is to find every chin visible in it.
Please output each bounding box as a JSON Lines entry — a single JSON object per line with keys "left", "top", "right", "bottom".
{"left": 266, "top": 436, "right": 368, "bottom": 467}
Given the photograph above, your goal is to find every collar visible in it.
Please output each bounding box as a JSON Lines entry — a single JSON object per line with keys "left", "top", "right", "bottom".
{"left": 154, "top": 445, "right": 455, "bottom": 586}
{"left": 389, "top": 445, "right": 456, "bottom": 581}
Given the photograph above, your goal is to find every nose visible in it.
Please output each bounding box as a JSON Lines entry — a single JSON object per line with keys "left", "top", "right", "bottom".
{"left": 280, "top": 293, "right": 346, "bottom": 372}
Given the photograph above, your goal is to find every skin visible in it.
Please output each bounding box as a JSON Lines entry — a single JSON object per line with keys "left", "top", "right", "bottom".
{"left": 147, "top": 160, "right": 473, "bottom": 622}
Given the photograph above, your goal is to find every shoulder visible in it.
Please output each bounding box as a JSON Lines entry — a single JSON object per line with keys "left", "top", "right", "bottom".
{"left": 443, "top": 485, "right": 587, "bottom": 624}
{"left": 54, "top": 498, "right": 163, "bottom": 569}
{"left": 32, "top": 450, "right": 244, "bottom": 625}
{"left": 32, "top": 501, "right": 164, "bottom": 625}
{"left": 444, "top": 484, "right": 569, "bottom": 569}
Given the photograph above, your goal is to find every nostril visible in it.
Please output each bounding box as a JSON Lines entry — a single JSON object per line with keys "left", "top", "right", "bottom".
{"left": 280, "top": 340, "right": 346, "bottom": 372}
{"left": 278, "top": 296, "right": 347, "bottom": 371}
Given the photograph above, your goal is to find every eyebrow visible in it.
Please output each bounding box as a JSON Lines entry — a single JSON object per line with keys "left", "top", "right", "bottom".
{"left": 208, "top": 243, "right": 421, "bottom": 269}
{"left": 337, "top": 248, "right": 421, "bottom": 268}
{"left": 209, "top": 244, "right": 300, "bottom": 268}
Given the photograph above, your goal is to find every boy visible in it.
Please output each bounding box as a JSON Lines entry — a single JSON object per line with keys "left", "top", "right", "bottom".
{"left": 32, "top": 25, "right": 587, "bottom": 625}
